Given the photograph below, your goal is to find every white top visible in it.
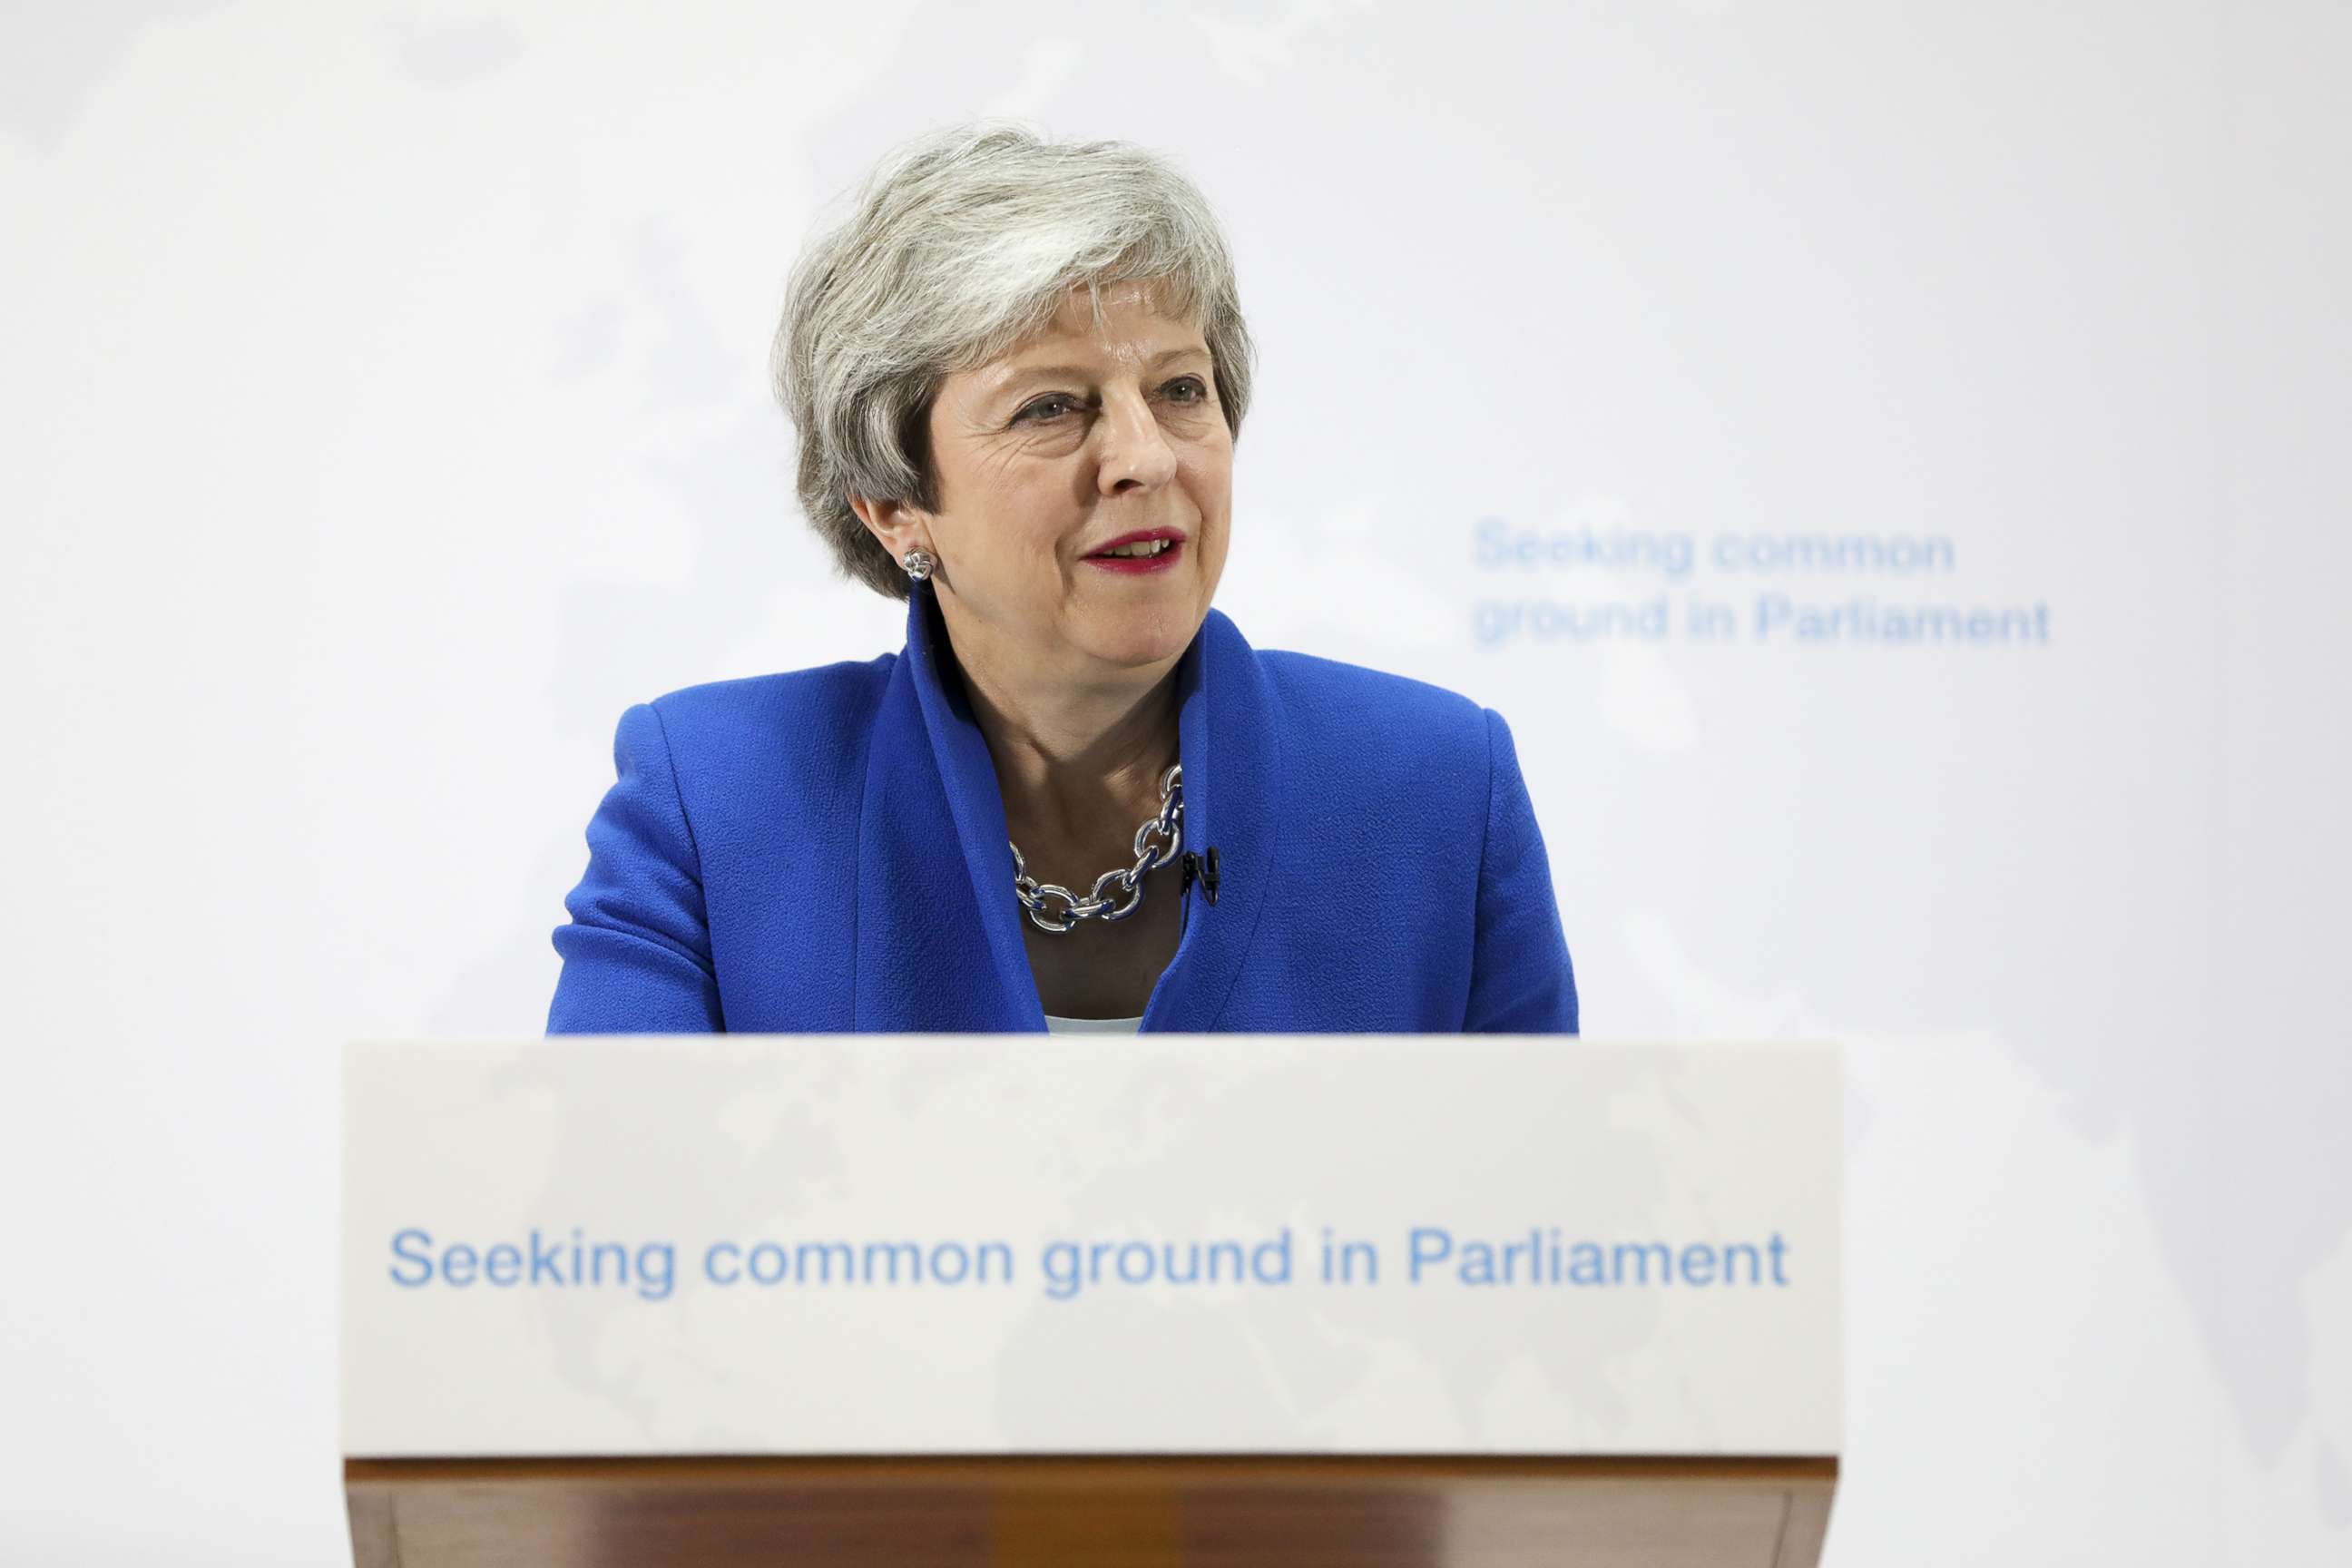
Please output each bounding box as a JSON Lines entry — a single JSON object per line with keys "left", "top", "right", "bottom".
{"left": 1043, "top": 1014, "right": 1145, "bottom": 1034}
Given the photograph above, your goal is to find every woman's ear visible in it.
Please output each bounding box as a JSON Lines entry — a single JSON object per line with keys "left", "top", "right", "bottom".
{"left": 848, "top": 492, "right": 932, "bottom": 562}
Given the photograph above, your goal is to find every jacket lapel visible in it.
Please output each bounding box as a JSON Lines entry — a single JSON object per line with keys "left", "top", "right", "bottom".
{"left": 850, "top": 584, "right": 1039, "bottom": 1030}
{"left": 1137, "top": 603, "right": 1280, "bottom": 1031}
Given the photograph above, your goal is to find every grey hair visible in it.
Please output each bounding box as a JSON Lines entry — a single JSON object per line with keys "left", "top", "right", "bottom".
{"left": 772, "top": 122, "right": 1257, "bottom": 601}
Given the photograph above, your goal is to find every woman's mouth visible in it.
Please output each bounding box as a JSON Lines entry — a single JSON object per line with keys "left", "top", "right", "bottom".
{"left": 1083, "top": 534, "right": 1185, "bottom": 573}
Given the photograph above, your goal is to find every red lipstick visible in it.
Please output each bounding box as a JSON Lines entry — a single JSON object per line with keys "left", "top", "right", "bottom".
{"left": 1083, "top": 527, "right": 1186, "bottom": 574}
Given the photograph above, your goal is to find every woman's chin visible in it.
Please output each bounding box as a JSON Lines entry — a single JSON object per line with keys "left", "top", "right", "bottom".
{"left": 1074, "top": 608, "right": 1199, "bottom": 671}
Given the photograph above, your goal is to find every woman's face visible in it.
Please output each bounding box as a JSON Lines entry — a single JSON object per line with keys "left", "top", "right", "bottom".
{"left": 906, "top": 280, "right": 1232, "bottom": 682}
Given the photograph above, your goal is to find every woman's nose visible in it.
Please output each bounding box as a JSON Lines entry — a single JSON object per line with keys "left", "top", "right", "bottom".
{"left": 1095, "top": 388, "right": 1180, "bottom": 494}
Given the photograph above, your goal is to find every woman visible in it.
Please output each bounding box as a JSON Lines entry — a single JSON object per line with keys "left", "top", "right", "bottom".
{"left": 547, "top": 124, "right": 1577, "bottom": 1035}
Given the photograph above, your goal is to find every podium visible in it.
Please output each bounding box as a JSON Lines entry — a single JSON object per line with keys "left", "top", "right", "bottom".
{"left": 344, "top": 1037, "right": 1839, "bottom": 1566}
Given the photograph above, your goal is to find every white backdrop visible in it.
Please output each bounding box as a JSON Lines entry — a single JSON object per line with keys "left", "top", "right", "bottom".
{"left": 4, "top": 3, "right": 2347, "bottom": 1563}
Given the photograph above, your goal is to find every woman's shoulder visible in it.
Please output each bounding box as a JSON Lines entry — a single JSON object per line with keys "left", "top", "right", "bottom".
{"left": 640, "top": 652, "right": 897, "bottom": 746}
{"left": 1249, "top": 645, "right": 1522, "bottom": 818}
{"left": 608, "top": 653, "right": 899, "bottom": 811}
{"left": 1257, "top": 646, "right": 1497, "bottom": 764}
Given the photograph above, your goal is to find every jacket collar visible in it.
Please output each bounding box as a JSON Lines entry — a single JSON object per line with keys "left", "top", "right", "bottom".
{"left": 875, "top": 579, "right": 1280, "bottom": 1032}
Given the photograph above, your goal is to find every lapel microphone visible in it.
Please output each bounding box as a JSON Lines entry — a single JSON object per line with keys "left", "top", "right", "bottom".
{"left": 1180, "top": 847, "right": 1221, "bottom": 906}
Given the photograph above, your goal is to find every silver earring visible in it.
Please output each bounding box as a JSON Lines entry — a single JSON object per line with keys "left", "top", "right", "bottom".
{"left": 902, "top": 547, "right": 935, "bottom": 583}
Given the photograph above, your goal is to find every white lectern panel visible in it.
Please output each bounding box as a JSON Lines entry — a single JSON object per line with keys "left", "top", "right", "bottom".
{"left": 343, "top": 1036, "right": 1838, "bottom": 1457}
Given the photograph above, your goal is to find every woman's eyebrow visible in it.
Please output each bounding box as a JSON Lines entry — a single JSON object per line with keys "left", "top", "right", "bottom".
{"left": 996, "top": 347, "right": 1213, "bottom": 388}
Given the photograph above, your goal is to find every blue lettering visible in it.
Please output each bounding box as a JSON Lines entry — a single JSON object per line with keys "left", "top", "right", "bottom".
{"left": 1475, "top": 515, "right": 1511, "bottom": 568}
{"left": 1407, "top": 1226, "right": 1453, "bottom": 1283}
{"left": 388, "top": 1229, "right": 434, "bottom": 1288}
{"left": 636, "top": 1243, "right": 676, "bottom": 1301}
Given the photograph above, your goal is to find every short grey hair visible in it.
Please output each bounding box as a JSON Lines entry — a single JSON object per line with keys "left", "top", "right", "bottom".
{"left": 772, "top": 122, "right": 1257, "bottom": 601}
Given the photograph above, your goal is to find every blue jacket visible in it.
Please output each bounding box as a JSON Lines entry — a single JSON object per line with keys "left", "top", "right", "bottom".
{"left": 546, "top": 583, "right": 1577, "bottom": 1034}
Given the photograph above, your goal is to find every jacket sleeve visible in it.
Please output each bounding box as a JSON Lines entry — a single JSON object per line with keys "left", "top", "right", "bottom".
{"left": 1463, "top": 707, "right": 1580, "bottom": 1034}
{"left": 546, "top": 701, "right": 725, "bottom": 1034}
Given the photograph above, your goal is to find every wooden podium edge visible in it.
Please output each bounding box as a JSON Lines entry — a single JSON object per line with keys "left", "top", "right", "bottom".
{"left": 348, "top": 1453, "right": 1838, "bottom": 1568}
{"left": 347, "top": 1452, "right": 1838, "bottom": 1485}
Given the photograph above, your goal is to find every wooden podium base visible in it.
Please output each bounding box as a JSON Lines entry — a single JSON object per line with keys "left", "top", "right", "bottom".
{"left": 347, "top": 1454, "right": 1836, "bottom": 1567}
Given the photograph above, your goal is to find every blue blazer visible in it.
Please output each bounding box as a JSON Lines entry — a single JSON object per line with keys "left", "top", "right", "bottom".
{"left": 547, "top": 583, "right": 1577, "bottom": 1034}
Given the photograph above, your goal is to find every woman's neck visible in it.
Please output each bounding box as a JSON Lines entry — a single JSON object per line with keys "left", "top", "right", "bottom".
{"left": 938, "top": 609, "right": 1182, "bottom": 859}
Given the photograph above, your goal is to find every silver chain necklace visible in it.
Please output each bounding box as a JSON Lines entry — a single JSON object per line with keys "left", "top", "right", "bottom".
{"left": 1010, "top": 763, "right": 1182, "bottom": 934}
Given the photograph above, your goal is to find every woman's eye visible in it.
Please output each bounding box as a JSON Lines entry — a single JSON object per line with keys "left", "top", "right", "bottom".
{"left": 1014, "top": 380, "right": 1205, "bottom": 425}
{"left": 1016, "top": 394, "right": 1080, "bottom": 424}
